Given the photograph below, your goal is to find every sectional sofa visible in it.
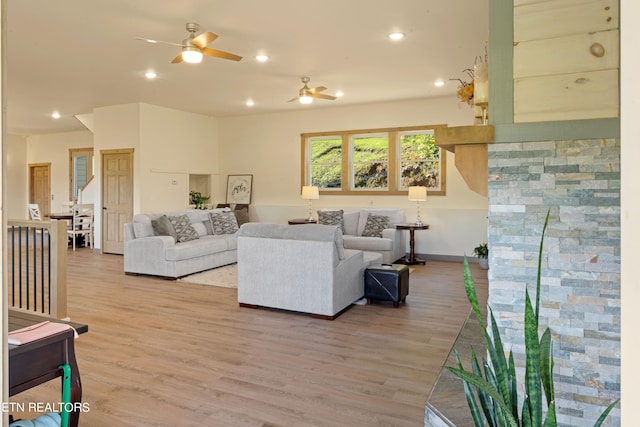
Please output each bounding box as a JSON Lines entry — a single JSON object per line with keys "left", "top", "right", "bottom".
{"left": 123, "top": 208, "right": 238, "bottom": 278}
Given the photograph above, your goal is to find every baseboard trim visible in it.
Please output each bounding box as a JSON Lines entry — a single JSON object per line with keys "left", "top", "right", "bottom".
{"left": 412, "top": 253, "right": 481, "bottom": 264}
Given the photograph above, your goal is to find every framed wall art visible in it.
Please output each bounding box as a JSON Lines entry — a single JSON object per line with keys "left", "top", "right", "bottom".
{"left": 226, "top": 174, "right": 253, "bottom": 204}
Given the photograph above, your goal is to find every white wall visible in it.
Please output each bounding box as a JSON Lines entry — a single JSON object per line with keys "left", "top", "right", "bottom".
{"left": 219, "top": 96, "right": 489, "bottom": 257}
{"left": 138, "top": 103, "right": 219, "bottom": 213}
{"left": 92, "top": 103, "right": 141, "bottom": 249}
{"left": 92, "top": 103, "right": 219, "bottom": 248}
{"left": 24, "top": 130, "right": 93, "bottom": 213}
{"left": 7, "top": 134, "right": 27, "bottom": 219}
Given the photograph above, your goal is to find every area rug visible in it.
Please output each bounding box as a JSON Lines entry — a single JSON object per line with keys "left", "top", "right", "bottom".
{"left": 177, "top": 264, "right": 238, "bottom": 288}
{"left": 177, "top": 264, "right": 414, "bottom": 289}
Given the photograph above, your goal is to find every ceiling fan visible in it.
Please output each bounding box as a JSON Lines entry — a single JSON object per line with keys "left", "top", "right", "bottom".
{"left": 288, "top": 77, "right": 337, "bottom": 104}
{"left": 136, "top": 22, "right": 242, "bottom": 64}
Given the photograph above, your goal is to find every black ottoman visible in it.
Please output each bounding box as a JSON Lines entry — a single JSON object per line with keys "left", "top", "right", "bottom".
{"left": 364, "top": 264, "right": 410, "bottom": 307}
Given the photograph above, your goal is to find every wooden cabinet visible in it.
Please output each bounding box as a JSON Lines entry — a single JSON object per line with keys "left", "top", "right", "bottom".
{"left": 513, "top": 0, "right": 619, "bottom": 123}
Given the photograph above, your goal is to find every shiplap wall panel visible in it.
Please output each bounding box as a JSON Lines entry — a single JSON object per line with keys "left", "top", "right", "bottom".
{"left": 514, "top": 0, "right": 618, "bottom": 42}
{"left": 514, "top": 29, "right": 618, "bottom": 78}
{"left": 514, "top": 69, "right": 618, "bottom": 123}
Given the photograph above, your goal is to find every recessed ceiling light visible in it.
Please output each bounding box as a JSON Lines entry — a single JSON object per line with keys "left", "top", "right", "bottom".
{"left": 255, "top": 54, "right": 269, "bottom": 62}
{"left": 388, "top": 32, "right": 405, "bottom": 41}
{"left": 434, "top": 80, "right": 445, "bottom": 87}
{"left": 51, "top": 112, "right": 61, "bottom": 119}
{"left": 246, "top": 99, "right": 255, "bottom": 107}
{"left": 335, "top": 90, "right": 344, "bottom": 98}
{"left": 145, "top": 71, "right": 157, "bottom": 79}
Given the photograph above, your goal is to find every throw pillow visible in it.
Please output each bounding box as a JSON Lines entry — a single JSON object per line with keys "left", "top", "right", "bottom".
{"left": 151, "top": 215, "right": 177, "bottom": 241}
{"left": 361, "top": 214, "right": 390, "bottom": 238}
{"left": 209, "top": 211, "right": 239, "bottom": 235}
{"left": 317, "top": 210, "right": 344, "bottom": 232}
{"left": 168, "top": 214, "right": 199, "bottom": 243}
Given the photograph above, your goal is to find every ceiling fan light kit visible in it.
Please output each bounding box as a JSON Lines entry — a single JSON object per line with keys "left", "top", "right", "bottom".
{"left": 138, "top": 22, "right": 242, "bottom": 64}
{"left": 288, "top": 76, "right": 337, "bottom": 105}
{"left": 181, "top": 45, "right": 203, "bottom": 63}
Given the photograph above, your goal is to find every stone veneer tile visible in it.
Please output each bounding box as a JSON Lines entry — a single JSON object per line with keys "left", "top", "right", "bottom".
{"left": 487, "top": 138, "right": 620, "bottom": 426}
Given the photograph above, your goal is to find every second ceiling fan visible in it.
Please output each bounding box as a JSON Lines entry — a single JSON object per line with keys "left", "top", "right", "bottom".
{"left": 137, "top": 22, "right": 242, "bottom": 64}
{"left": 288, "top": 77, "right": 337, "bottom": 104}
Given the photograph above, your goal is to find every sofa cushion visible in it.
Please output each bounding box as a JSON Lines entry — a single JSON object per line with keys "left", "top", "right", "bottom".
{"left": 318, "top": 209, "right": 344, "bottom": 231}
{"left": 356, "top": 209, "right": 403, "bottom": 236}
{"left": 210, "top": 211, "right": 239, "bottom": 235}
{"left": 151, "top": 215, "right": 178, "bottom": 241}
{"left": 168, "top": 214, "right": 199, "bottom": 243}
{"left": 234, "top": 205, "right": 250, "bottom": 226}
{"left": 165, "top": 236, "right": 230, "bottom": 261}
{"left": 361, "top": 214, "right": 390, "bottom": 237}
{"left": 342, "top": 210, "right": 360, "bottom": 236}
{"left": 191, "top": 222, "right": 208, "bottom": 237}
{"left": 133, "top": 220, "right": 154, "bottom": 239}
{"left": 238, "top": 223, "right": 345, "bottom": 260}
{"left": 343, "top": 235, "right": 393, "bottom": 251}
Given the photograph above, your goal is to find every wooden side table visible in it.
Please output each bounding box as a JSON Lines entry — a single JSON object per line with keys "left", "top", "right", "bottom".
{"left": 288, "top": 218, "right": 317, "bottom": 225}
{"left": 396, "top": 223, "right": 430, "bottom": 265}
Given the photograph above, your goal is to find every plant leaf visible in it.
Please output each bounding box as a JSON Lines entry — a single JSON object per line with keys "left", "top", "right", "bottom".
{"left": 594, "top": 399, "right": 619, "bottom": 427}
{"left": 453, "top": 349, "right": 485, "bottom": 427}
{"left": 447, "top": 367, "right": 519, "bottom": 427}
{"left": 536, "top": 210, "right": 550, "bottom": 321}
{"left": 524, "top": 289, "right": 543, "bottom": 426}
{"left": 472, "top": 350, "right": 497, "bottom": 427}
{"left": 543, "top": 402, "right": 557, "bottom": 427}
{"left": 463, "top": 256, "right": 485, "bottom": 329}
{"left": 488, "top": 308, "right": 514, "bottom": 411}
{"left": 539, "top": 328, "right": 555, "bottom": 406}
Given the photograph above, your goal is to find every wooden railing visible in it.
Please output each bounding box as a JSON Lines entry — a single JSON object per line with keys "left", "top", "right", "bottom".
{"left": 6, "top": 219, "right": 68, "bottom": 318}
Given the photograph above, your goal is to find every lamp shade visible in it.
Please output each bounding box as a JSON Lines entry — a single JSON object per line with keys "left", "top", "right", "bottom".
{"left": 301, "top": 186, "right": 319, "bottom": 200}
{"left": 408, "top": 186, "right": 427, "bottom": 201}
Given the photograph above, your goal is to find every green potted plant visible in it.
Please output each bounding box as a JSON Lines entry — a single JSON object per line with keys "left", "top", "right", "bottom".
{"left": 473, "top": 242, "right": 489, "bottom": 270}
{"left": 189, "top": 191, "right": 210, "bottom": 210}
{"left": 449, "top": 212, "right": 618, "bottom": 426}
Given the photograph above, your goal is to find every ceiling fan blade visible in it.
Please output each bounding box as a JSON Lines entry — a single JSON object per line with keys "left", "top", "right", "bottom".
{"left": 201, "top": 47, "right": 242, "bottom": 61}
{"left": 171, "top": 53, "right": 183, "bottom": 64}
{"left": 313, "top": 93, "right": 337, "bottom": 100}
{"left": 191, "top": 31, "right": 218, "bottom": 49}
{"left": 287, "top": 97, "right": 299, "bottom": 103}
{"left": 310, "top": 86, "right": 327, "bottom": 94}
{"left": 136, "top": 37, "right": 183, "bottom": 47}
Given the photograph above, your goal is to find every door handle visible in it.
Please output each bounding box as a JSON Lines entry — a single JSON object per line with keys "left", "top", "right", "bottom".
{"left": 102, "top": 207, "right": 107, "bottom": 210}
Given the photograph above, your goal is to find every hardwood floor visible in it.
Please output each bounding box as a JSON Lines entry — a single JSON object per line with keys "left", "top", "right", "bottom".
{"left": 10, "top": 249, "right": 487, "bottom": 427}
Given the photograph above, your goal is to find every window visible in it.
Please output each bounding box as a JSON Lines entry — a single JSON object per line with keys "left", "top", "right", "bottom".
{"left": 302, "top": 125, "right": 445, "bottom": 195}
{"left": 352, "top": 133, "right": 389, "bottom": 190}
{"left": 398, "top": 130, "right": 441, "bottom": 190}
{"left": 309, "top": 136, "right": 342, "bottom": 189}
{"left": 69, "top": 148, "right": 94, "bottom": 201}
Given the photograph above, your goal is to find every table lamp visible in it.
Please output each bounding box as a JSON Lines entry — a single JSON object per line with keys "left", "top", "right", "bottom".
{"left": 301, "top": 186, "right": 320, "bottom": 222}
{"left": 408, "top": 186, "right": 427, "bottom": 226}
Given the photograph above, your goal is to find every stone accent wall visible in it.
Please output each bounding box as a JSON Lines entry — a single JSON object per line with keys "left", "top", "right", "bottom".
{"left": 487, "top": 138, "right": 620, "bottom": 426}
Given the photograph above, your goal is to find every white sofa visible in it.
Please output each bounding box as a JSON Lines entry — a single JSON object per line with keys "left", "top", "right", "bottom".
{"left": 237, "top": 223, "right": 381, "bottom": 319}
{"left": 123, "top": 208, "right": 237, "bottom": 278}
{"left": 318, "top": 208, "right": 407, "bottom": 263}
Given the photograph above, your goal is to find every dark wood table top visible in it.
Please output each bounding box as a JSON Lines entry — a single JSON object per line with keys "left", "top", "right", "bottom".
{"left": 49, "top": 212, "right": 73, "bottom": 220}
{"left": 9, "top": 309, "right": 89, "bottom": 337}
{"left": 395, "top": 223, "right": 430, "bottom": 230}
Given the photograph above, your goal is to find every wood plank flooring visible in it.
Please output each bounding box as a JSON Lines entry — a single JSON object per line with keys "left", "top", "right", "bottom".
{"left": 10, "top": 249, "right": 487, "bottom": 427}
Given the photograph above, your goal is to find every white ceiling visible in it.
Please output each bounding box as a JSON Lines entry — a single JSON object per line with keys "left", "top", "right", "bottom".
{"left": 7, "top": 1, "right": 488, "bottom": 135}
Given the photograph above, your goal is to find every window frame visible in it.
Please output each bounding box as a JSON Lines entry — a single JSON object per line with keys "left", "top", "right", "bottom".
{"left": 301, "top": 125, "right": 446, "bottom": 196}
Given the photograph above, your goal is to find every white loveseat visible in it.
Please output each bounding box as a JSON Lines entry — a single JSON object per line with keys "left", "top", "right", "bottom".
{"left": 318, "top": 208, "right": 407, "bottom": 263}
{"left": 237, "top": 223, "right": 381, "bottom": 319}
{"left": 124, "top": 208, "right": 238, "bottom": 278}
